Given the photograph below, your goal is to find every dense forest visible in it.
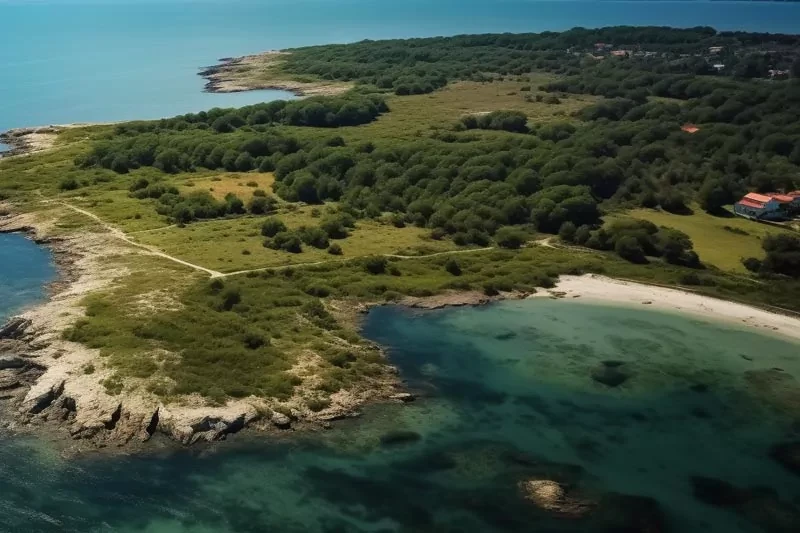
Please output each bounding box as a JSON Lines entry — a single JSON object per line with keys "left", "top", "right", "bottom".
{"left": 76, "top": 26, "right": 800, "bottom": 270}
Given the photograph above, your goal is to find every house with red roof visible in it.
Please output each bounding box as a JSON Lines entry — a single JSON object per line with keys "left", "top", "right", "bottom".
{"left": 734, "top": 192, "right": 787, "bottom": 220}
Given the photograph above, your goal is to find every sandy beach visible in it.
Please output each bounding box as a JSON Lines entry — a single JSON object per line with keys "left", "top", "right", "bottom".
{"left": 537, "top": 274, "right": 800, "bottom": 342}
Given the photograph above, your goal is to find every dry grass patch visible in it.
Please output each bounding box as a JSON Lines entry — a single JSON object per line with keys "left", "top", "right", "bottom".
{"left": 183, "top": 172, "right": 276, "bottom": 201}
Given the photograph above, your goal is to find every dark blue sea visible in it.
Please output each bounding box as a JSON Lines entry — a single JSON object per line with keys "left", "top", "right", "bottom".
{"left": 1, "top": 0, "right": 799, "bottom": 131}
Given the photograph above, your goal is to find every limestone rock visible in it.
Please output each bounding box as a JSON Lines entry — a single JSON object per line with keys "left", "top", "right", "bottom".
{"left": 519, "top": 479, "right": 594, "bottom": 518}
{"left": 271, "top": 412, "right": 292, "bottom": 429}
{"left": 389, "top": 392, "right": 415, "bottom": 403}
{"left": 0, "top": 318, "right": 31, "bottom": 340}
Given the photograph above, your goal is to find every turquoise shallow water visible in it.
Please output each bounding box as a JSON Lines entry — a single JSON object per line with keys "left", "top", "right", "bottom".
{"left": 1, "top": 0, "right": 800, "bottom": 131}
{"left": 1, "top": 299, "right": 798, "bottom": 532}
{"left": 0, "top": 233, "right": 57, "bottom": 321}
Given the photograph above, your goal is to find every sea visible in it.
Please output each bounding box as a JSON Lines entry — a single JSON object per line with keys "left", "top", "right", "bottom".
{"left": 1, "top": 0, "right": 800, "bottom": 132}
{"left": 2, "top": 1, "right": 800, "bottom": 531}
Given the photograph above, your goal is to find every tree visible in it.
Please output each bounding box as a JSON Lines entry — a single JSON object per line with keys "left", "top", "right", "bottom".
{"left": 234, "top": 153, "right": 255, "bottom": 172}
{"left": 154, "top": 149, "right": 181, "bottom": 173}
{"left": 615, "top": 235, "right": 647, "bottom": 263}
{"left": 261, "top": 217, "right": 287, "bottom": 237}
{"left": 558, "top": 221, "right": 577, "bottom": 243}
{"left": 698, "top": 179, "right": 731, "bottom": 214}
{"left": 495, "top": 227, "right": 527, "bottom": 249}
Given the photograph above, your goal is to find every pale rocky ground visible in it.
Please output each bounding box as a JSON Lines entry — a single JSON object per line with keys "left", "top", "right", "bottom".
{"left": 199, "top": 51, "right": 353, "bottom": 96}
{"left": 0, "top": 208, "right": 403, "bottom": 451}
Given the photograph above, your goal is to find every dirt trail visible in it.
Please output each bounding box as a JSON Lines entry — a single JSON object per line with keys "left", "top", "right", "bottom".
{"left": 53, "top": 202, "right": 224, "bottom": 278}
{"left": 56, "top": 202, "right": 561, "bottom": 280}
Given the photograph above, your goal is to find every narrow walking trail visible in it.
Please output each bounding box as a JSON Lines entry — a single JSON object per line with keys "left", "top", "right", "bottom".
{"left": 53, "top": 202, "right": 542, "bottom": 280}
{"left": 53, "top": 202, "right": 224, "bottom": 278}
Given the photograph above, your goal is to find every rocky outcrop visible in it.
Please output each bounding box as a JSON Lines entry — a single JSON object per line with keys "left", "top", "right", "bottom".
{"left": 519, "top": 479, "right": 594, "bottom": 518}
{"left": 0, "top": 318, "right": 32, "bottom": 340}
{"left": 157, "top": 405, "right": 261, "bottom": 445}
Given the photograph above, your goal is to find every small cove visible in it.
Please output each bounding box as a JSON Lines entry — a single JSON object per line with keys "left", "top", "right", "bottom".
{"left": 0, "top": 298, "right": 798, "bottom": 531}
{"left": 0, "top": 233, "right": 57, "bottom": 322}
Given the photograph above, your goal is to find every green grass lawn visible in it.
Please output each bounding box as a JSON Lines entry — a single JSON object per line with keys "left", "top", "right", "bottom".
{"left": 623, "top": 206, "right": 794, "bottom": 273}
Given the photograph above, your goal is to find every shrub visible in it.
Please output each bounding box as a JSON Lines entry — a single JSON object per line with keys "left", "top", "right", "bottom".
{"left": 445, "top": 258, "right": 462, "bottom": 276}
{"left": 559, "top": 221, "right": 577, "bottom": 243}
{"left": 261, "top": 217, "right": 287, "bottom": 237}
{"left": 59, "top": 177, "right": 80, "bottom": 191}
{"left": 298, "top": 226, "right": 330, "bottom": 249}
{"left": 220, "top": 288, "right": 241, "bottom": 311}
{"left": 267, "top": 231, "right": 303, "bottom": 253}
{"left": 252, "top": 189, "right": 267, "bottom": 197}
{"left": 248, "top": 195, "right": 276, "bottom": 214}
{"left": 328, "top": 243, "right": 343, "bottom": 255}
{"left": 495, "top": 227, "right": 527, "bottom": 249}
{"left": 742, "top": 257, "right": 762, "bottom": 273}
{"left": 615, "top": 235, "right": 647, "bottom": 264}
{"left": 243, "top": 331, "right": 268, "bottom": 349}
{"left": 364, "top": 256, "right": 388, "bottom": 274}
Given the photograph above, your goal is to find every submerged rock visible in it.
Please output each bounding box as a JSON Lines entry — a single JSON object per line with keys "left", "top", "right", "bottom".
{"left": 389, "top": 392, "right": 415, "bottom": 403}
{"left": 591, "top": 361, "right": 632, "bottom": 387}
{"left": 519, "top": 479, "right": 594, "bottom": 518}
{"left": 770, "top": 441, "right": 800, "bottom": 476}
{"left": 379, "top": 430, "right": 422, "bottom": 447}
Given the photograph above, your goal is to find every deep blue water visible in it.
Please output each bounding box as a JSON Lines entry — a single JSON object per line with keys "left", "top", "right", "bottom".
{"left": 0, "top": 300, "right": 799, "bottom": 532}
{"left": 0, "top": 233, "right": 57, "bottom": 322}
{"left": 1, "top": 0, "right": 799, "bottom": 131}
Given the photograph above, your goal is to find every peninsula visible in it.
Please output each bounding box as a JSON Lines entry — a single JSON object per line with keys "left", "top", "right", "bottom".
{"left": 2, "top": 26, "right": 800, "bottom": 449}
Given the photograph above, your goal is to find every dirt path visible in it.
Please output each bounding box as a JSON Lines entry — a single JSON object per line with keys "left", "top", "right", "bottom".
{"left": 53, "top": 202, "right": 224, "bottom": 278}
{"left": 55, "top": 202, "right": 557, "bottom": 280}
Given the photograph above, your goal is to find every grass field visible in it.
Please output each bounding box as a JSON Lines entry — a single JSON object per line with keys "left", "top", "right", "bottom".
{"left": 183, "top": 172, "right": 276, "bottom": 201}
{"left": 134, "top": 205, "right": 456, "bottom": 273}
{"left": 279, "top": 78, "right": 599, "bottom": 143}
{"left": 623, "top": 206, "right": 794, "bottom": 273}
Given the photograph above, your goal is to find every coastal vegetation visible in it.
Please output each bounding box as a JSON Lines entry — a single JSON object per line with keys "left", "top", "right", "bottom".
{"left": 2, "top": 25, "right": 800, "bottom": 430}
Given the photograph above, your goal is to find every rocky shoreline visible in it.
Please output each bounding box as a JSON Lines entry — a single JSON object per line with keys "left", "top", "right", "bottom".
{"left": 0, "top": 210, "right": 410, "bottom": 452}
{"left": 198, "top": 52, "right": 352, "bottom": 97}
{"left": 0, "top": 126, "right": 63, "bottom": 158}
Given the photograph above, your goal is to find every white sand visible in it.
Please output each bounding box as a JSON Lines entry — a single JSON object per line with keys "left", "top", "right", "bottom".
{"left": 536, "top": 274, "right": 800, "bottom": 342}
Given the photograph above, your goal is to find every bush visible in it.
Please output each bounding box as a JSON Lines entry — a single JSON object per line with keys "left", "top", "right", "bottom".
{"left": 495, "top": 227, "right": 527, "bottom": 249}
{"left": 59, "top": 177, "right": 80, "bottom": 191}
{"left": 248, "top": 195, "right": 277, "bottom": 214}
{"left": 445, "top": 258, "right": 462, "bottom": 276}
{"left": 243, "top": 331, "right": 268, "bottom": 349}
{"left": 220, "top": 288, "right": 241, "bottom": 311}
{"left": 328, "top": 243, "right": 343, "bottom": 255}
{"left": 261, "top": 217, "right": 287, "bottom": 237}
{"left": 742, "top": 256, "right": 762, "bottom": 273}
{"left": 615, "top": 235, "right": 647, "bottom": 264}
{"left": 298, "top": 226, "right": 330, "bottom": 249}
{"left": 364, "top": 256, "right": 388, "bottom": 274}
{"left": 267, "top": 231, "right": 303, "bottom": 253}
{"left": 559, "top": 221, "right": 577, "bottom": 243}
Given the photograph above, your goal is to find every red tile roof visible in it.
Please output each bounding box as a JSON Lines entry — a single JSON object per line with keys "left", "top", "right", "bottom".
{"left": 738, "top": 198, "right": 767, "bottom": 209}
{"left": 787, "top": 191, "right": 800, "bottom": 198}
{"left": 768, "top": 194, "right": 794, "bottom": 203}
{"left": 744, "top": 192, "right": 773, "bottom": 203}
{"left": 681, "top": 124, "right": 700, "bottom": 134}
